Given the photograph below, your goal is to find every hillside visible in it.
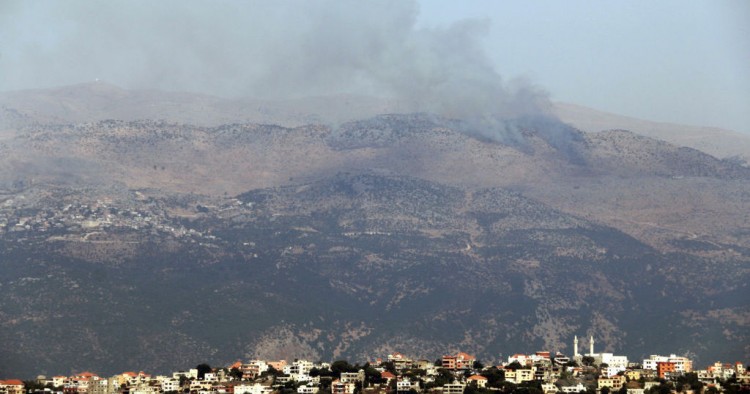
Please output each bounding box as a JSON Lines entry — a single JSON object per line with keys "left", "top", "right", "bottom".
{"left": 0, "top": 85, "right": 748, "bottom": 377}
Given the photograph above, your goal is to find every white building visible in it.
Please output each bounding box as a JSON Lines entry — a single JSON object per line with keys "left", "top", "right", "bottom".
{"left": 340, "top": 370, "right": 364, "bottom": 384}
{"left": 643, "top": 355, "right": 692, "bottom": 373}
{"left": 442, "top": 383, "right": 465, "bottom": 394}
{"left": 297, "top": 385, "right": 319, "bottom": 394}
{"left": 234, "top": 383, "right": 273, "bottom": 394}
{"left": 160, "top": 378, "right": 180, "bottom": 392}
{"left": 560, "top": 383, "right": 587, "bottom": 393}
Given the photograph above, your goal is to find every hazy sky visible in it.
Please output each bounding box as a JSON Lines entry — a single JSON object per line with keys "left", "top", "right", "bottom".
{"left": 0, "top": 0, "right": 748, "bottom": 133}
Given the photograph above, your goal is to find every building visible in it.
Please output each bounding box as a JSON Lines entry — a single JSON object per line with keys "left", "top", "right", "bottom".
{"left": 331, "top": 380, "right": 355, "bottom": 394}
{"left": 87, "top": 378, "right": 119, "bottom": 394}
{"left": 442, "top": 353, "right": 475, "bottom": 370}
{"left": 467, "top": 375, "right": 487, "bottom": 389}
{"left": 340, "top": 370, "right": 364, "bottom": 384}
{"left": 560, "top": 383, "right": 587, "bottom": 393}
{"left": 388, "top": 353, "right": 414, "bottom": 370}
{"left": 297, "top": 385, "right": 319, "bottom": 394}
{"left": 0, "top": 380, "right": 25, "bottom": 394}
{"left": 380, "top": 371, "right": 396, "bottom": 384}
{"left": 657, "top": 362, "right": 676, "bottom": 379}
{"left": 442, "top": 383, "right": 465, "bottom": 394}
{"left": 597, "top": 376, "right": 625, "bottom": 390}
{"left": 234, "top": 383, "right": 272, "bottom": 394}
{"left": 397, "top": 379, "right": 419, "bottom": 392}
{"left": 507, "top": 354, "right": 531, "bottom": 367}
{"left": 643, "top": 355, "right": 692, "bottom": 374}
{"left": 504, "top": 369, "right": 534, "bottom": 384}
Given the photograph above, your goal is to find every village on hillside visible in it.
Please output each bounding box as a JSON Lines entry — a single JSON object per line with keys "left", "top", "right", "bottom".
{"left": 3, "top": 338, "right": 749, "bottom": 394}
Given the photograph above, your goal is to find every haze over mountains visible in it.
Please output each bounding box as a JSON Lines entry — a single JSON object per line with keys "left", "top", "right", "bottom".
{"left": 0, "top": 83, "right": 748, "bottom": 378}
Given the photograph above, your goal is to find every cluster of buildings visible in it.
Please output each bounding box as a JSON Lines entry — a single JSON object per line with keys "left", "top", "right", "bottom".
{"left": 4, "top": 339, "right": 748, "bottom": 394}
{"left": 0, "top": 191, "right": 221, "bottom": 242}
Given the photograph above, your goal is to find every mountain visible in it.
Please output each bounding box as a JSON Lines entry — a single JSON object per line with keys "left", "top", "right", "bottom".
{"left": 0, "top": 85, "right": 748, "bottom": 377}
{"left": 553, "top": 101, "right": 750, "bottom": 162}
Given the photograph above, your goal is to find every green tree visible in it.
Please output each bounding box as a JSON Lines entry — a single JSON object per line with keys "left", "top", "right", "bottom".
{"left": 480, "top": 367, "right": 505, "bottom": 388}
{"left": 229, "top": 368, "right": 243, "bottom": 380}
{"left": 331, "top": 360, "right": 355, "bottom": 377}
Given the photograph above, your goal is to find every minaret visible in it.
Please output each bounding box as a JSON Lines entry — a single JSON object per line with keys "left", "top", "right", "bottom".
{"left": 589, "top": 335, "right": 594, "bottom": 355}
{"left": 574, "top": 336, "right": 579, "bottom": 357}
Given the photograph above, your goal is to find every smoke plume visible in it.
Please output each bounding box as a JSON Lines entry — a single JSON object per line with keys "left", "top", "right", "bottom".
{"left": 0, "top": 0, "right": 562, "bottom": 141}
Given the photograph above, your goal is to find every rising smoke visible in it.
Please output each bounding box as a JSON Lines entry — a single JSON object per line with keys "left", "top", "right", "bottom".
{"left": 0, "top": 0, "right": 573, "bottom": 143}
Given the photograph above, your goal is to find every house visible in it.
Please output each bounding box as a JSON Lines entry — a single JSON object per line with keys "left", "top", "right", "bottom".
{"left": 160, "top": 378, "right": 180, "bottom": 393}
{"left": 331, "top": 380, "right": 355, "bottom": 394}
{"left": 52, "top": 377, "right": 68, "bottom": 388}
{"left": 560, "top": 383, "right": 586, "bottom": 393}
{"left": 541, "top": 383, "right": 558, "bottom": 394}
{"left": 467, "top": 375, "right": 487, "bottom": 389}
{"left": 504, "top": 369, "right": 534, "bottom": 384}
{"left": 243, "top": 361, "right": 270, "bottom": 380}
{"left": 442, "top": 356, "right": 457, "bottom": 370}
{"left": 234, "top": 383, "right": 272, "bottom": 394}
{"left": 442, "top": 353, "right": 475, "bottom": 370}
{"left": 0, "top": 380, "right": 25, "bottom": 394}
{"left": 267, "top": 361, "right": 287, "bottom": 372}
{"left": 597, "top": 376, "right": 625, "bottom": 390}
{"left": 388, "top": 353, "right": 414, "bottom": 370}
{"left": 643, "top": 355, "right": 691, "bottom": 374}
{"left": 297, "top": 385, "right": 319, "bottom": 394}
{"left": 656, "top": 362, "right": 676, "bottom": 379}
{"left": 380, "top": 371, "right": 396, "bottom": 384}
{"left": 624, "top": 370, "right": 641, "bottom": 381}
{"left": 397, "top": 379, "right": 419, "bottom": 392}
{"left": 204, "top": 372, "right": 218, "bottom": 382}
{"left": 87, "top": 378, "right": 119, "bottom": 394}
{"left": 442, "top": 383, "right": 465, "bottom": 394}
{"left": 340, "top": 370, "right": 364, "bottom": 384}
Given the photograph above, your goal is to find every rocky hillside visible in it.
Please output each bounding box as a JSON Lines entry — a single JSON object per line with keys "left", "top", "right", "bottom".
{"left": 0, "top": 86, "right": 748, "bottom": 378}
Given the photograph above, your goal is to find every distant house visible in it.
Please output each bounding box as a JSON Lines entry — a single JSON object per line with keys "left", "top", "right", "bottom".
{"left": 467, "top": 375, "right": 487, "bottom": 388}
{"left": 560, "top": 383, "right": 586, "bottom": 393}
{"left": 234, "top": 383, "right": 272, "bottom": 394}
{"left": 331, "top": 380, "right": 355, "bottom": 394}
{"left": 397, "top": 378, "right": 419, "bottom": 392}
{"left": 597, "top": 375, "right": 625, "bottom": 390}
{"left": 297, "top": 385, "right": 319, "bottom": 394}
{"left": 442, "top": 383, "right": 465, "bottom": 394}
{"left": 340, "top": 370, "right": 364, "bottom": 384}
{"left": 442, "top": 352, "right": 476, "bottom": 370}
{"left": 380, "top": 372, "right": 396, "bottom": 384}
{"left": 0, "top": 380, "right": 25, "bottom": 394}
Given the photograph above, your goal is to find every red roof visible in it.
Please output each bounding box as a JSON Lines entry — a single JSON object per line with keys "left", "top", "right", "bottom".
{"left": 2, "top": 380, "right": 24, "bottom": 386}
{"left": 457, "top": 352, "right": 475, "bottom": 360}
{"left": 468, "top": 375, "right": 487, "bottom": 381}
{"left": 381, "top": 371, "right": 396, "bottom": 379}
{"left": 77, "top": 372, "right": 97, "bottom": 378}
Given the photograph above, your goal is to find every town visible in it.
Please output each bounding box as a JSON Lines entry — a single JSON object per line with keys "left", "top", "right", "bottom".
{"left": 3, "top": 338, "right": 748, "bottom": 394}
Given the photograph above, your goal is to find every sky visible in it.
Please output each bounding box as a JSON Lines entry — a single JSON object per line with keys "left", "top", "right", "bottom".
{"left": 416, "top": 1, "right": 750, "bottom": 133}
{"left": 0, "top": 0, "right": 748, "bottom": 133}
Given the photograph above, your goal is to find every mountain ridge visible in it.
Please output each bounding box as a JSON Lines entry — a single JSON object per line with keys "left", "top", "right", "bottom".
{"left": 0, "top": 85, "right": 748, "bottom": 377}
